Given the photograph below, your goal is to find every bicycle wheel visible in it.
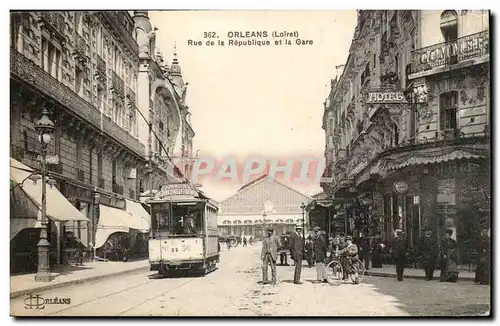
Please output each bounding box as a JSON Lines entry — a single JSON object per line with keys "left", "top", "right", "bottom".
{"left": 326, "top": 260, "right": 343, "bottom": 285}
{"left": 349, "top": 258, "right": 365, "bottom": 283}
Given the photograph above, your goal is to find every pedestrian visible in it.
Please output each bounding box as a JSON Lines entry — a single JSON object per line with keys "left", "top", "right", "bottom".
{"left": 279, "top": 233, "right": 289, "bottom": 266}
{"left": 358, "top": 234, "right": 371, "bottom": 271}
{"left": 417, "top": 230, "right": 437, "bottom": 280}
{"left": 371, "top": 232, "right": 383, "bottom": 268}
{"left": 226, "top": 237, "right": 231, "bottom": 251}
{"left": 243, "top": 236, "right": 247, "bottom": 247}
{"left": 288, "top": 223, "right": 304, "bottom": 284}
{"left": 249, "top": 237, "right": 253, "bottom": 246}
{"left": 261, "top": 227, "right": 281, "bottom": 285}
{"left": 474, "top": 228, "right": 490, "bottom": 285}
{"left": 391, "top": 229, "right": 407, "bottom": 282}
{"left": 313, "top": 226, "right": 328, "bottom": 283}
{"left": 305, "top": 235, "right": 314, "bottom": 267}
{"left": 337, "top": 233, "right": 348, "bottom": 280}
{"left": 440, "top": 229, "right": 459, "bottom": 283}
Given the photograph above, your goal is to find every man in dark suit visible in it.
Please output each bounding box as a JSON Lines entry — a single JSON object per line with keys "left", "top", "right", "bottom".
{"left": 288, "top": 223, "right": 304, "bottom": 284}
{"left": 313, "top": 226, "right": 328, "bottom": 283}
{"left": 261, "top": 227, "right": 281, "bottom": 285}
{"left": 392, "top": 229, "right": 408, "bottom": 282}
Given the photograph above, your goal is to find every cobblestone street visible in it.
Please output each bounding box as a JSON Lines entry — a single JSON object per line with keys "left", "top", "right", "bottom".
{"left": 11, "top": 244, "right": 490, "bottom": 316}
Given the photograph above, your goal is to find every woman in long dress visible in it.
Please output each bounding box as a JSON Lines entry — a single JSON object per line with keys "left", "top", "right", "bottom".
{"left": 440, "top": 229, "right": 459, "bottom": 282}
{"left": 371, "top": 232, "right": 383, "bottom": 268}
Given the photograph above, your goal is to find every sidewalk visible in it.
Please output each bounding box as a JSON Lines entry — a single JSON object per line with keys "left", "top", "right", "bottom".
{"left": 10, "top": 259, "right": 150, "bottom": 299}
{"left": 365, "top": 265, "right": 476, "bottom": 281}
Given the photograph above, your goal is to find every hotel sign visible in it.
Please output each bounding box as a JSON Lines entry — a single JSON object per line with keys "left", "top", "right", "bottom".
{"left": 366, "top": 91, "right": 408, "bottom": 104}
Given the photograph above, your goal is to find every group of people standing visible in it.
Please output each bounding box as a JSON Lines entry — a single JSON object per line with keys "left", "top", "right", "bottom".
{"left": 261, "top": 224, "right": 490, "bottom": 286}
{"left": 261, "top": 223, "right": 360, "bottom": 285}
{"left": 415, "top": 228, "right": 490, "bottom": 285}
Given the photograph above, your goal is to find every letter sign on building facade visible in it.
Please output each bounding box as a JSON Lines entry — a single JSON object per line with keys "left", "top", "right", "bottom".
{"left": 366, "top": 91, "right": 409, "bottom": 104}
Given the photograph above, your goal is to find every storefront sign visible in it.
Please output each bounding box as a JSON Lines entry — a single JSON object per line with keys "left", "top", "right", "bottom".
{"left": 366, "top": 91, "right": 408, "bottom": 104}
{"left": 393, "top": 180, "right": 409, "bottom": 195}
{"left": 416, "top": 33, "right": 488, "bottom": 68}
{"left": 157, "top": 183, "right": 198, "bottom": 198}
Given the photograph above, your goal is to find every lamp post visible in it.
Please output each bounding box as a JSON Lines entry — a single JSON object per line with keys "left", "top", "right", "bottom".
{"left": 262, "top": 212, "right": 267, "bottom": 240}
{"left": 34, "top": 107, "right": 55, "bottom": 282}
{"left": 300, "top": 202, "right": 306, "bottom": 248}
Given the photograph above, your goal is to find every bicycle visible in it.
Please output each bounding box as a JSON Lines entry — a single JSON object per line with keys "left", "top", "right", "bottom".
{"left": 345, "top": 256, "right": 366, "bottom": 284}
{"left": 325, "top": 253, "right": 344, "bottom": 285}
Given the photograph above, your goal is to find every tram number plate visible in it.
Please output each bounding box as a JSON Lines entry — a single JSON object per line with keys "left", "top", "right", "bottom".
{"left": 180, "top": 245, "right": 191, "bottom": 252}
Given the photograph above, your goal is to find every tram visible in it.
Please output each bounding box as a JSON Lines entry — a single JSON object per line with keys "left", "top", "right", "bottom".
{"left": 146, "top": 183, "right": 220, "bottom": 275}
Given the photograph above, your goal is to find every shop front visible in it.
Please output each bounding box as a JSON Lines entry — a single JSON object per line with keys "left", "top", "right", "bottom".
{"left": 10, "top": 158, "right": 89, "bottom": 273}
{"left": 94, "top": 191, "right": 151, "bottom": 261}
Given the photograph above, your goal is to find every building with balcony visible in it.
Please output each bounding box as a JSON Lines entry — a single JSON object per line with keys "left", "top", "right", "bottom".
{"left": 320, "top": 10, "right": 490, "bottom": 261}
{"left": 9, "top": 11, "right": 193, "bottom": 272}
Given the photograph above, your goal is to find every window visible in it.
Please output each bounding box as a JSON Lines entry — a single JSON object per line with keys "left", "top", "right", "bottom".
{"left": 97, "top": 151, "right": 103, "bottom": 183}
{"left": 440, "top": 10, "right": 458, "bottom": 42}
{"left": 439, "top": 91, "right": 458, "bottom": 130}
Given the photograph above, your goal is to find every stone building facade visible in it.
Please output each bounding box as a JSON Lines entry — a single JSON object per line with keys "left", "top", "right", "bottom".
{"left": 10, "top": 11, "right": 195, "bottom": 268}
{"left": 320, "top": 10, "right": 490, "bottom": 261}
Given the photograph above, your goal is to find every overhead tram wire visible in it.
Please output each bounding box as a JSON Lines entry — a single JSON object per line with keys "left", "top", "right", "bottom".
{"left": 131, "top": 97, "right": 197, "bottom": 191}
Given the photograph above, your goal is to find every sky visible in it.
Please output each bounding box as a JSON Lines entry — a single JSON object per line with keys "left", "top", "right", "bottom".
{"left": 149, "top": 10, "right": 358, "bottom": 201}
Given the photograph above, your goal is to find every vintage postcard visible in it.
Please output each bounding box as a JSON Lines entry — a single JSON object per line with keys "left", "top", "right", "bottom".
{"left": 9, "top": 9, "right": 490, "bottom": 317}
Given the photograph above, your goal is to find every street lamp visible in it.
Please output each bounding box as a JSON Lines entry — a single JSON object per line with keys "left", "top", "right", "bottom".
{"left": 34, "top": 107, "right": 55, "bottom": 282}
{"left": 300, "top": 202, "right": 306, "bottom": 246}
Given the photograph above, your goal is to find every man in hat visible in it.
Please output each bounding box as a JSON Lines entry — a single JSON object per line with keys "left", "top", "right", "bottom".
{"left": 440, "top": 229, "right": 459, "bottom": 282}
{"left": 313, "top": 226, "right": 328, "bottom": 283}
{"left": 337, "top": 235, "right": 360, "bottom": 284}
{"left": 392, "top": 229, "right": 407, "bottom": 282}
{"left": 474, "top": 228, "right": 490, "bottom": 285}
{"left": 261, "top": 226, "right": 281, "bottom": 285}
{"left": 288, "top": 223, "right": 304, "bottom": 284}
{"left": 417, "top": 230, "right": 438, "bottom": 280}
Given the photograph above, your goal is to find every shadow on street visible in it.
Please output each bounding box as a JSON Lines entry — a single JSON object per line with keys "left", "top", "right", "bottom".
{"left": 362, "top": 276, "right": 491, "bottom": 316}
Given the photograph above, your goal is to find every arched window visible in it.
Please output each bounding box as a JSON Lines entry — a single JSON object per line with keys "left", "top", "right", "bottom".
{"left": 440, "top": 10, "right": 458, "bottom": 42}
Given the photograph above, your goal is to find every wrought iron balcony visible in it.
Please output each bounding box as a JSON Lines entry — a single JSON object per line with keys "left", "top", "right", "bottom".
{"left": 10, "top": 48, "right": 146, "bottom": 158}
{"left": 95, "top": 54, "right": 107, "bottom": 87}
{"left": 411, "top": 30, "right": 489, "bottom": 74}
{"left": 73, "top": 33, "right": 89, "bottom": 69}
{"left": 127, "top": 87, "right": 136, "bottom": 103}
{"left": 112, "top": 182, "right": 124, "bottom": 195}
{"left": 38, "top": 12, "right": 66, "bottom": 42}
{"left": 95, "top": 12, "right": 139, "bottom": 57}
{"left": 111, "top": 71, "right": 125, "bottom": 98}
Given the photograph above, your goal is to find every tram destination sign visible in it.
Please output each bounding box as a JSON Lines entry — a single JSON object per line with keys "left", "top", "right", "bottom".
{"left": 157, "top": 183, "right": 199, "bottom": 198}
{"left": 366, "top": 90, "right": 408, "bottom": 104}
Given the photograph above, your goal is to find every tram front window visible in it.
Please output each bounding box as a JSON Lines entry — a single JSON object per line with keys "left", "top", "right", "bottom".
{"left": 151, "top": 202, "right": 204, "bottom": 237}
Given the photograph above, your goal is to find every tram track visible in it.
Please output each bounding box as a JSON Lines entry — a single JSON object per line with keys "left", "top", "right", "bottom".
{"left": 45, "top": 250, "right": 239, "bottom": 316}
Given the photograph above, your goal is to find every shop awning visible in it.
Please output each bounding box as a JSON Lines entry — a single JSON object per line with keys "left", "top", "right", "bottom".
{"left": 125, "top": 199, "right": 151, "bottom": 233}
{"left": 95, "top": 205, "right": 130, "bottom": 249}
{"left": 386, "top": 148, "right": 485, "bottom": 170}
{"left": 10, "top": 158, "right": 89, "bottom": 224}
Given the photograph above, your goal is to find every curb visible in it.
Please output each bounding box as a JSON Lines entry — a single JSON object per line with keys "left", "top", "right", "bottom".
{"left": 10, "top": 265, "right": 150, "bottom": 299}
{"left": 365, "top": 270, "right": 475, "bottom": 281}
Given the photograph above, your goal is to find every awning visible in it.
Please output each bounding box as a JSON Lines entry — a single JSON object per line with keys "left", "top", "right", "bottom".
{"left": 10, "top": 158, "right": 89, "bottom": 223}
{"left": 95, "top": 205, "right": 130, "bottom": 249}
{"left": 125, "top": 199, "right": 151, "bottom": 233}
{"left": 386, "top": 148, "right": 485, "bottom": 170}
